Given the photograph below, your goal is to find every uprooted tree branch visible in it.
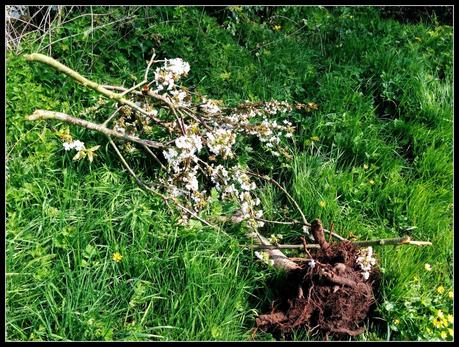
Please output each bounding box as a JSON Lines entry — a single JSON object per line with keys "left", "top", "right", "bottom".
{"left": 24, "top": 52, "right": 432, "bottom": 339}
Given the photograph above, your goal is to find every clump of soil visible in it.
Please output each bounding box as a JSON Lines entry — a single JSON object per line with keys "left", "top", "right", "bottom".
{"left": 255, "top": 219, "right": 380, "bottom": 340}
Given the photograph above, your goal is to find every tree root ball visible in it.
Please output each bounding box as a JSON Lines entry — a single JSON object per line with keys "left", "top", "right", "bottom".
{"left": 255, "top": 221, "right": 381, "bottom": 340}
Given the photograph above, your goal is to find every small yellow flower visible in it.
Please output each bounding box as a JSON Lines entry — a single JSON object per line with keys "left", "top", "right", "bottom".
{"left": 319, "top": 200, "right": 326, "bottom": 208}
{"left": 394, "top": 319, "right": 400, "bottom": 325}
{"left": 437, "top": 310, "right": 444, "bottom": 318}
{"left": 448, "top": 291, "right": 453, "bottom": 299}
{"left": 437, "top": 286, "right": 445, "bottom": 294}
{"left": 363, "top": 164, "right": 369, "bottom": 170}
{"left": 112, "top": 252, "right": 123, "bottom": 263}
{"left": 433, "top": 318, "right": 442, "bottom": 329}
{"left": 434, "top": 316, "right": 448, "bottom": 329}
{"left": 273, "top": 24, "right": 282, "bottom": 31}
{"left": 369, "top": 179, "right": 375, "bottom": 185}
{"left": 447, "top": 314, "right": 453, "bottom": 324}
{"left": 448, "top": 328, "right": 454, "bottom": 337}
{"left": 424, "top": 263, "right": 432, "bottom": 271}
{"left": 440, "top": 330, "right": 448, "bottom": 339}
{"left": 310, "top": 135, "right": 320, "bottom": 142}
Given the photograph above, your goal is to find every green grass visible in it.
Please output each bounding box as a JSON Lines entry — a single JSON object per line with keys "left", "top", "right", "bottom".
{"left": 6, "top": 6, "right": 453, "bottom": 341}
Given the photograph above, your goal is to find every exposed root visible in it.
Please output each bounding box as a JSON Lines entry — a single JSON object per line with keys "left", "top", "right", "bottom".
{"left": 255, "top": 219, "right": 379, "bottom": 340}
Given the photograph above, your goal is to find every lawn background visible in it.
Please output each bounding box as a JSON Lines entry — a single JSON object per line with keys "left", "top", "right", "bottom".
{"left": 6, "top": 6, "right": 453, "bottom": 341}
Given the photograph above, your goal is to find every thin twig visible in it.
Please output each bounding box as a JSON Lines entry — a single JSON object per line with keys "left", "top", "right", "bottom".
{"left": 253, "top": 244, "right": 320, "bottom": 250}
{"left": 101, "top": 85, "right": 144, "bottom": 97}
{"left": 141, "top": 144, "right": 166, "bottom": 170}
{"left": 102, "top": 84, "right": 172, "bottom": 109}
{"left": 119, "top": 51, "right": 156, "bottom": 97}
{"left": 247, "top": 170, "right": 347, "bottom": 241}
{"left": 102, "top": 106, "right": 123, "bottom": 126}
{"left": 254, "top": 217, "right": 297, "bottom": 225}
{"left": 252, "top": 236, "right": 432, "bottom": 249}
{"left": 170, "top": 107, "right": 187, "bottom": 135}
{"left": 108, "top": 135, "right": 150, "bottom": 189}
{"left": 144, "top": 50, "right": 156, "bottom": 81}
{"left": 120, "top": 80, "right": 148, "bottom": 97}
{"left": 351, "top": 236, "right": 432, "bottom": 247}
{"left": 247, "top": 170, "right": 308, "bottom": 226}
{"left": 300, "top": 236, "right": 314, "bottom": 259}
{"left": 179, "top": 107, "right": 212, "bottom": 131}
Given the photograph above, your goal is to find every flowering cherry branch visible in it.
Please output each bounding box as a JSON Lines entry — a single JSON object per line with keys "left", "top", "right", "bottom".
{"left": 24, "top": 53, "right": 432, "bottom": 273}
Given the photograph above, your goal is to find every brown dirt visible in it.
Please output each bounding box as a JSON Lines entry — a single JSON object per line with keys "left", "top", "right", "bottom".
{"left": 255, "top": 219, "right": 380, "bottom": 340}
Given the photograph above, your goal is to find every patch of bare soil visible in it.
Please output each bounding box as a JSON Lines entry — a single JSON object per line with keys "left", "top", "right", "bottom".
{"left": 255, "top": 219, "right": 380, "bottom": 340}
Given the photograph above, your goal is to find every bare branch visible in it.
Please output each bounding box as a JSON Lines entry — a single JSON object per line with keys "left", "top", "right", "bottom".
{"left": 252, "top": 236, "right": 432, "bottom": 250}
{"left": 26, "top": 109, "right": 165, "bottom": 149}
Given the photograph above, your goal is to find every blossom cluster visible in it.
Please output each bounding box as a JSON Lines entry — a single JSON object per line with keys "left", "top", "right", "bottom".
{"left": 210, "top": 101, "right": 296, "bottom": 157}
{"left": 210, "top": 164, "right": 264, "bottom": 228}
{"left": 151, "top": 58, "right": 192, "bottom": 108}
{"left": 170, "top": 89, "right": 191, "bottom": 108}
{"left": 200, "top": 98, "right": 222, "bottom": 115}
{"left": 113, "top": 102, "right": 155, "bottom": 136}
{"left": 356, "top": 246, "right": 377, "bottom": 280}
{"left": 245, "top": 118, "right": 294, "bottom": 156}
{"left": 206, "top": 128, "right": 236, "bottom": 159}
{"left": 153, "top": 58, "right": 190, "bottom": 93}
{"left": 162, "top": 133, "right": 205, "bottom": 207}
{"left": 103, "top": 57, "right": 317, "bottom": 232}
{"left": 268, "top": 233, "right": 283, "bottom": 245}
{"left": 63, "top": 140, "right": 85, "bottom": 151}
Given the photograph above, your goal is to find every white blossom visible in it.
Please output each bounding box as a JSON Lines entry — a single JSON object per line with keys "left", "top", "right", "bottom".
{"left": 164, "top": 58, "right": 190, "bottom": 77}
{"left": 114, "top": 125, "right": 126, "bottom": 134}
{"left": 153, "top": 57, "right": 190, "bottom": 93}
{"left": 356, "top": 246, "right": 377, "bottom": 279}
{"left": 63, "top": 142, "right": 73, "bottom": 151}
{"left": 163, "top": 148, "right": 178, "bottom": 162}
{"left": 62, "top": 140, "right": 85, "bottom": 151}
{"left": 206, "top": 128, "right": 236, "bottom": 158}
{"left": 255, "top": 210, "right": 263, "bottom": 218}
{"left": 170, "top": 89, "right": 191, "bottom": 107}
{"left": 175, "top": 134, "right": 202, "bottom": 154}
{"left": 183, "top": 173, "right": 199, "bottom": 192}
{"left": 170, "top": 186, "right": 182, "bottom": 197}
{"left": 200, "top": 98, "right": 222, "bottom": 114}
